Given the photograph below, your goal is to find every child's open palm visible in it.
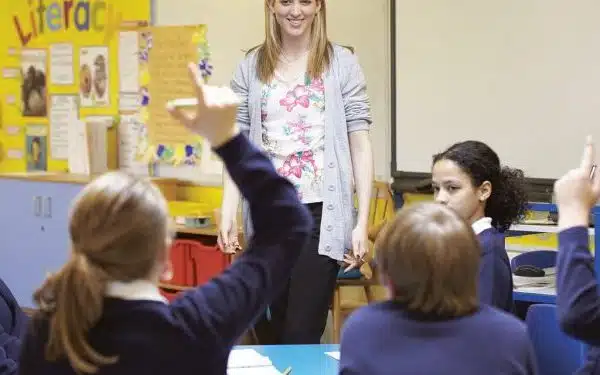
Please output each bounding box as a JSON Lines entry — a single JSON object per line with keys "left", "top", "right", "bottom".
{"left": 167, "top": 62, "right": 240, "bottom": 147}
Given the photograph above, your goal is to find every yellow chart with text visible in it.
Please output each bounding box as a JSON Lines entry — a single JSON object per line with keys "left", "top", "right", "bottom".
{"left": 0, "top": 0, "right": 150, "bottom": 173}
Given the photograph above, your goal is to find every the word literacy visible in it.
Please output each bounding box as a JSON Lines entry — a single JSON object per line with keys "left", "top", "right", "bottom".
{"left": 13, "top": 0, "right": 116, "bottom": 46}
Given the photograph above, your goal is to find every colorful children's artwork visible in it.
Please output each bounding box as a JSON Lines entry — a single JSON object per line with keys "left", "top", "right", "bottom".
{"left": 21, "top": 49, "right": 48, "bottom": 117}
{"left": 79, "top": 46, "right": 110, "bottom": 107}
{"left": 25, "top": 125, "right": 48, "bottom": 171}
{"left": 135, "top": 25, "right": 211, "bottom": 166}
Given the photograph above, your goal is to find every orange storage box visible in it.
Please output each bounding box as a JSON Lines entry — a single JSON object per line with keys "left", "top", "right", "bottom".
{"left": 169, "top": 240, "right": 191, "bottom": 286}
{"left": 169, "top": 238, "right": 231, "bottom": 286}
{"left": 187, "top": 240, "right": 232, "bottom": 285}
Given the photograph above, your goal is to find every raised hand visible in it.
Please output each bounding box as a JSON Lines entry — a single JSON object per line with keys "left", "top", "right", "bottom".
{"left": 167, "top": 62, "right": 240, "bottom": 147}
{"left": 555, "top": 136, "right": 600, "bottom": 228}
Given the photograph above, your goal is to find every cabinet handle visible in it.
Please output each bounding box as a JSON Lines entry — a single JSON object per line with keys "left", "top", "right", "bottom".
{"left": 32, "top": 196, "right": 42, "bottom": 217}
{"left": 43, "top": 196, "right": 52, "bottom": 218}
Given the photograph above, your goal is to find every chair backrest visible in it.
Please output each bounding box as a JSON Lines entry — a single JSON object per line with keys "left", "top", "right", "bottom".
{"left": 510, "top": 250, "right": 557, "bottom": 271}
{"left": 368, "top": 181, "right": 395, "bottom": 227}
{"left": 526, "top": 304, "right": 585, "bottom": 375}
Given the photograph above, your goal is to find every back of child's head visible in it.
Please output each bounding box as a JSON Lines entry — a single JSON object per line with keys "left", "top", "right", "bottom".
{"left": 33, "top": 171, "right": 169, "bottom": 373}
{"left": 432, "top": 140, "right": 528, "bottom": 232}
{"left": 375, "top": 202, "right": 480, "bottom": 318}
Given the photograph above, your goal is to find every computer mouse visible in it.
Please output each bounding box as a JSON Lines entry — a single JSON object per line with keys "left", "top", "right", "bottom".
{"left": 514, "top": 265, "right": 546, "bottom": 277}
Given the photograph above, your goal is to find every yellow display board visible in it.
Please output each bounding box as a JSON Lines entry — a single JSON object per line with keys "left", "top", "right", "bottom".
{"left": 136, "top": 25, "right": 212, "bottom": 165}
{"left": 0, "top": 0, "right": 150, "bottom": 173}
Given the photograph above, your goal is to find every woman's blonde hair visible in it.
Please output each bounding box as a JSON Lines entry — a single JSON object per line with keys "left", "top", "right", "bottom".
{"left": 375, "top": 202, "right": 480, "bottom": 318}
{"left": 255, "top": 0, "right": 332, "bottom": 83}
{"left": 33, "top": 172, "right": 169, "bottom": 374}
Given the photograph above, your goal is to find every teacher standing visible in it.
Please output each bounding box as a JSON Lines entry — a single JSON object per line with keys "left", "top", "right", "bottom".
{"left": 218, "top": 0, "right": 374, "bottom": 344}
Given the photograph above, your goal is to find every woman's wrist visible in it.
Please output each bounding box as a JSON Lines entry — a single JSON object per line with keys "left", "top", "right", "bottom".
{"left": 355, "top": 216, "right": 368, "bottom": 229}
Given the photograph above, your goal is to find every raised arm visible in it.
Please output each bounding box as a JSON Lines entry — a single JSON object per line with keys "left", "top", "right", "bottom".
{"left": 166, "top": 63, "right": 311, "bottom": 348}
{"left": 556, "top": 227, "right": 600, "bottom": 343}
{"left": 554, "top": 136, "right": 600, "bottom": 345}
{"left": 173, "top": 133, "right": 311, "bottom": 346}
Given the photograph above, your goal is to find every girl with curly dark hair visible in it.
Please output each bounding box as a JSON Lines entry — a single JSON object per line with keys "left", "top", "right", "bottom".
{"left": 432, "top": 140, "right": 528, "bottom": 312}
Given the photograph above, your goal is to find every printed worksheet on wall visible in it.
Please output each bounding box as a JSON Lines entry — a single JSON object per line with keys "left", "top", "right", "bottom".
{"left": 49, "top": 95, "right": 78, "bottom": 160}
{"left": 118, "top": 113, "right": 149, "bottom": 176}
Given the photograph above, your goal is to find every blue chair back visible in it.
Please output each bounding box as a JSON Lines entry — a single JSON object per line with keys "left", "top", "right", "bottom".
{"left": 511, "top": 250, "right": 557, "bottom": 271}
{"left": 526, "top": 304, "right": 585, "bottom": 375}
{"left": 337, "top": 268, "right": 362, "bottom": 279}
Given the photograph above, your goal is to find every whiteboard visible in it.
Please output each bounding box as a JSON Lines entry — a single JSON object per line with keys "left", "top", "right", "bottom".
{"left": 394, "top": 0, "right": 600, "bottom": 179}
{"left": 152, "top": 0, "right": 392, "bottom": 181}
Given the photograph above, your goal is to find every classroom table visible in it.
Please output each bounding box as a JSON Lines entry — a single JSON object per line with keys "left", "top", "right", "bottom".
{"left": 234, "top": 344, "right": 340, "bottom": 375}
{"left": 513, "top": 288, "right": 556, "bottom": 304}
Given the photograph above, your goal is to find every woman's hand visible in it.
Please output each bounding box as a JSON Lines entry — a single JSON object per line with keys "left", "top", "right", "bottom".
{"left": 217, "top": 216, "right": 240, "bottom": 254}
{"left": 342, "top": 225, "right": 368, "bottom": 272}
{"left": 167, "top": 62, "right": 240, "bottom": 147}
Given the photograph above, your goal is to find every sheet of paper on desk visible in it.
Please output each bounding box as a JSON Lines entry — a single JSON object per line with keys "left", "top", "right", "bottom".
{"left": 227, "top": 366, "right": 283, "bottom": 375}
{"left": 228, "top": 349, "right": 272, "bottom": 368}
{"left": 325, "top": 351, "right": 340, "bottom": 360}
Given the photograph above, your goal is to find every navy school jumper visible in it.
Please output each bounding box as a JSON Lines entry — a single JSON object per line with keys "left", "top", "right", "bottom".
{"left": 0, "top": 278, "right": 28, "bottom": 375}
{"left": 556, "top": 226, "right": 600, "bottom": 375}
{"left": 18, "top": 133, "right": 312, "bottom": 375}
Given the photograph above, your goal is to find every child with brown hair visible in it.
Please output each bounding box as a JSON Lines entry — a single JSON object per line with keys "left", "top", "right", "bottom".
{"left": 339, "top": 202, "right": 537, "bottom": 375}
{"left": 18, "top": 63, "right": 312, "bottom": 375}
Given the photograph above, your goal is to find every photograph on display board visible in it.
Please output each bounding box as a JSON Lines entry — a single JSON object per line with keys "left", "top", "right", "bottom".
{"left": 21, "top": 49, "right": 48, "bottom": 117}
{"left": 25, "top": 125, "right": 48, "bottom": 171}
{"left": 79, "top": 46, "right": 110, "bottom": 107}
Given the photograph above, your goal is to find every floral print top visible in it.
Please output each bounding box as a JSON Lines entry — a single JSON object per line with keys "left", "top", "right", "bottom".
{"left": 261, "top": 73, "right": 326, "bottom": 204}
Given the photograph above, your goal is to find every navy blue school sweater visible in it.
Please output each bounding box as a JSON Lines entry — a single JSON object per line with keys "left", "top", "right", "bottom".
{"left": 18, "top": 133, "right": 313, "bottom": 375}
{"left": 339, "top": 302, "right": 538, "bottom": 375}
{"left": 0, "top": 278, "right": 27, "bottom": 375}
{"left": 556, "top": 226, "right": 600, "bottom": 375}
{"left": 474, "top": 218, "right": 514, "bottom": 312}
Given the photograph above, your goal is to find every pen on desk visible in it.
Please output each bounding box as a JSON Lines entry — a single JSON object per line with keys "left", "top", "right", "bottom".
{"left": 282, "top": 367, "right": 292, "bottom": 374}
{"left": 591, "top": 164, "right": 597, "bottom": 180}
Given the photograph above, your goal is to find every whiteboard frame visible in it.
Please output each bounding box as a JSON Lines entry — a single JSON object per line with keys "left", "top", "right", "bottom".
{"left": 388, "top": 0, "right": 554, "bottom": 201}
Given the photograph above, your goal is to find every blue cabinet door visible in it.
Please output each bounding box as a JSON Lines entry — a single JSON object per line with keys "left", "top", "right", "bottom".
{"left": 36, "top": 182, "right": 83, "bottom": 271}
{"left": 0, "top": 179, "right": 82, "bottom": 307}
{"left": 0, "top": 179, "right": 46, "bottom": 307}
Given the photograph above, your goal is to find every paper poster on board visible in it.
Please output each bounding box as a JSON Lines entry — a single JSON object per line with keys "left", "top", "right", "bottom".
{"left": 49, "top": 43, "right": 75, "bottom": 85}
{"left": 21, "top": 49, "right": 48, "bottom": 117}
{"left": 79, "top": 46, "right": 110, "bottom": 107}
{"left": 49, "top": 95, "right": 78, "bottom": 160}
{"left": 25, "top": 125, "right": 48, "bottom": 171}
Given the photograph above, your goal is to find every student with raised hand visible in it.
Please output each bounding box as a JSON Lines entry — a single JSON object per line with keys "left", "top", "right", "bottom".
{"left": 0, "top": 278, "right": 27, "bottom": 375}
{"left": 339, "top": 202, "right": 537, "bottom": 375}
{"left": 18, "top": 63, "right": 312, "bottom": 375}
{"left": 555, "top": 137, "right": 600, "bottom": 375}
{"left": 431, "top": 141, "right": 528, "bottom": 312}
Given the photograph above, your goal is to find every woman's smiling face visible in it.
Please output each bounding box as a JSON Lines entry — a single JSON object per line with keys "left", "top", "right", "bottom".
{"left": 270, "top": 0, "right": 321, "bottom": 39}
